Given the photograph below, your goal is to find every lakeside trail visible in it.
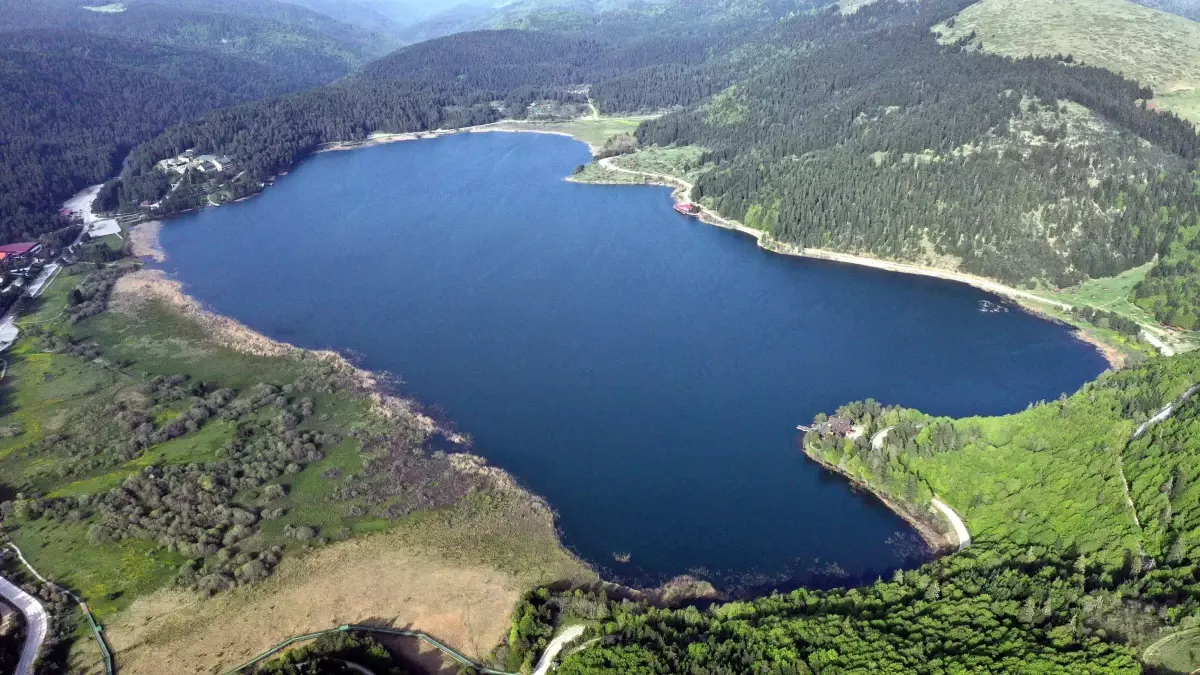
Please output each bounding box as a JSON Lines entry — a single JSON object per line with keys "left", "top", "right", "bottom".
{"left": 316, "top": 124, "right": 599, "bottom": 156}
{"left": 594, "top": 158, "right": 1143, "bottom": 368}
{"left": 871, "top": 427, "right": 970, "bottom": 552}
{"left": 930, "top": 499, "right": 971, "bottom": 552}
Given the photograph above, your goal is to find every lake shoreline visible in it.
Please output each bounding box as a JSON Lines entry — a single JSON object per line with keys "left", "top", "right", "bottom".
{"left": 115, "top": 268, "right": 567, "bottom": 528}
{"left": 586, "top": 157, "right": 1129, "bottom": 370}
{"left": 114, "top": 266, "right": 735, "bottom": 604}
{"left": 136, "top": 129, "right": 1111, "bottom": 603}
{"left": 313, "top": 123, "right": 595, "bottom": 156}
{"left": 143, "top": 121, "right": 1146, "bottom": 371}
{"left": 800, "top": 443, "right": 958, "bottom": 554}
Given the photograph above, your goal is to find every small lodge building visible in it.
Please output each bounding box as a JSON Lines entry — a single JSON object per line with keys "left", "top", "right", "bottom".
{"left": 0, "top": 242, "right": 43, "bottom": 265}
{"left": 799, "top": 415, "right": 859, "bottom": 438}
{"left": 674, "top": 202, "right": 701, "bottom": 216}
{"left": 827, "top": 416, "right": 856, "bottom": 436}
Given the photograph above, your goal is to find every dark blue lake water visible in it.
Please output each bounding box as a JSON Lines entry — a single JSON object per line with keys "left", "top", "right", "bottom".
{"left": 160, "top": 132, "right": 1106, "bottom": 590}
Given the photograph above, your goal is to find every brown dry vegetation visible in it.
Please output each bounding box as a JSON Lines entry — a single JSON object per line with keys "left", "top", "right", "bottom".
{"left": 102, "top": 497, "right": 595, "bottom": 675}
{"left": 128, "top": 220, "right": 165, "bottom": 263}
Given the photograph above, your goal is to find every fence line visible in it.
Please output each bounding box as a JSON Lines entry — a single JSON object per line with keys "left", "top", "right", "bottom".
{"left": 4, "top": 542, "right": 114, "bottom": 675}
{"left": 223, "top": 624, "right": 518, "bottom": 675}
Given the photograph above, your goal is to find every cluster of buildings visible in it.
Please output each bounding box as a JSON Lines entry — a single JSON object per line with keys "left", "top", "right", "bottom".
{"left": 0, "top": 242, "right": 48, "bottom": 295}
{"left": 157, "top": 150, "right": 233, "bottom": 175}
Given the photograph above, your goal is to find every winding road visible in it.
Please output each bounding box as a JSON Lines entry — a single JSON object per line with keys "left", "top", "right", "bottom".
{"left": 532, "top": 625, "right": 585, "bottom": 675}
{"left": 872, "top": 427, "right": 971, "bottom": 551}
{"left": 0, "top": 574, "right": 48, "bottom": 675}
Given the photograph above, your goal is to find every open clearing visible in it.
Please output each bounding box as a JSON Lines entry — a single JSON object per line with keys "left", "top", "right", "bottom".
{"left": 1143, "top": 627, "right": 1200, "bottom": 673}
{"left": 483, "top": 115, "right": 658, "bottom": 151}
{"left": 98, "top": 499, "right": 594, "bottom": 675}
{"left": 1028, "top": 264, "right": 1200, "bottom": 356}
{"left": 934, "top": 0, "right": 1200, "bottom": 124}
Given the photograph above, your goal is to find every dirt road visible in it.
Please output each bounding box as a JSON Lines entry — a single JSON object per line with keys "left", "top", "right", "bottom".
{"left": 532, "top": 625, "right": 585, "bottom": 675}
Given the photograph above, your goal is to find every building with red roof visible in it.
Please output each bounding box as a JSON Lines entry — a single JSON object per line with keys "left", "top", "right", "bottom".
{"left": 0, "top": 243, "right": 41, "bottom": 257}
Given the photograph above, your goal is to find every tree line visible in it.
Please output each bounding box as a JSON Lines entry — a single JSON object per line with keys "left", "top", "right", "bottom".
{"left": 635, "top": 2, "right": 1200, "bottom": 289}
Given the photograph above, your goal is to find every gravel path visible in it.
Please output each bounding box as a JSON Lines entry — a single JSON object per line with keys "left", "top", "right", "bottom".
{"left": 532, "top": 625, "right": 585, "bottom": 675}
{"left": 930, "top": 499, "right": 971, "bottom": 551}
{"left": 872, "top": 426, "right": 970, "bottom": 551}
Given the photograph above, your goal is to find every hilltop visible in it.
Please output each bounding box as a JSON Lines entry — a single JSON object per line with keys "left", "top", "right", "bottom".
{"left": 934, "top": 0, "right": 1200, "bottom": 125}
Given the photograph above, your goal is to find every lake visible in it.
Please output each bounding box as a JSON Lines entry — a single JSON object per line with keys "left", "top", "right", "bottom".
{"left": 159, "top": 132, "right": 1107, "bottom": 591}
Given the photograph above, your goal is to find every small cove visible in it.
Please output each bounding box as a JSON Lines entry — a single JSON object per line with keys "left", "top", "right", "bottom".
{"left": 159, "top": 132, "right": 1108, "bottom": 591}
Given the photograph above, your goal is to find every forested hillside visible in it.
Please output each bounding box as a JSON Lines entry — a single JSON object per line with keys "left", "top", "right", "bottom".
{"left": 924, "top": 0, "right": 1200, "bottom": 326}
{"left": 0, "top": 0, "right": 401, "bottom": 245}
{"left": 629, "top": 2, "right": 1200, "bottom": 290}
{"left": 113, "top": 0, "right": 1200, "bottom": 310}
{"left": 110, "top": 2, "right": 822, "bottom": 213}
{"left": 0, "top": 0, "right": 397, "bottom": 78}
{"left": 0, "top": 37, "right": 252, "bottom": 242}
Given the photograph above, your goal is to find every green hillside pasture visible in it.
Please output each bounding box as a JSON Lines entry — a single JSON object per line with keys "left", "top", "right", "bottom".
{"left": 934, "top": 0, "right": 1200, "bottom": 124}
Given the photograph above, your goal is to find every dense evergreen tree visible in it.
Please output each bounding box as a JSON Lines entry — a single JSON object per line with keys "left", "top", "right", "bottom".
{"left": 635, "top": 3, "right": 1200, "bottom": 287}
{"left": 0, "top": 0, "right": 400, "bottom": 244}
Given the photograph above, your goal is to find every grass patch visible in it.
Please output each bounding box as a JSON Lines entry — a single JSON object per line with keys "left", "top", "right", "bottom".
{"left": 17, "top": 270, "right": 87, "bottom": 327}
{"left": 484, "top": 115, "right": 659, "bottom": 150}
{"left": 254, "top": 437, "right": 367, "bottom": 544}
{"left": 71, "top": 301, "right": 305, "bottom": 389}
{"left": 50, "top": 421, "right": 237, "bottom": 498}
{"left": 610, "top": 145, "right": 711, "bottom": 183}
{"left": 568, "top": 163, "right": 645, "bottom": 184}
{"left": 1026, "top": 263, "right": 1200, "bottom": 355}
{"left": 934, "top": 0, "right": 1200, "bottom": 125}
{"left": 9, "top": 520, "right": 184, "bottom": 618}
{"left": 1144, "top": 628, "right": 1200, "bottom": 673}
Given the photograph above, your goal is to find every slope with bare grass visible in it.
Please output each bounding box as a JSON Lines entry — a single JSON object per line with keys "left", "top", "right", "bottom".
{"left": 934, "top": 0, "right": 1200, "bottom": 124}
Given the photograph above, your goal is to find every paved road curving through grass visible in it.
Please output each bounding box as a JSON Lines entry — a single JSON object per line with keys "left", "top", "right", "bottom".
{"left": 0, "top": 573, "right": 48, "bottom": 675}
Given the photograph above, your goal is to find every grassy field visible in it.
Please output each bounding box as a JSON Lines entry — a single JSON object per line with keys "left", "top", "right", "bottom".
{"left": 1144, "top": 627, "right": 1200, "bottom": 673}
{"left": 569, "top": 162, "right": 646, "bottom": 184}
{"left": 485, "top": 114, "right": 659, "bottom": 150}
{"left": 934, "top": 0, "right": 1200, "bottom": 124}
{"left": 102, "top": 494, "right": 593, "bottom": 675}
{"left": 1025, "top": 264, "right": 1200, "bottom": 355}
{"left": 610, "top": 145, "right": 711, "bottom": 183}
